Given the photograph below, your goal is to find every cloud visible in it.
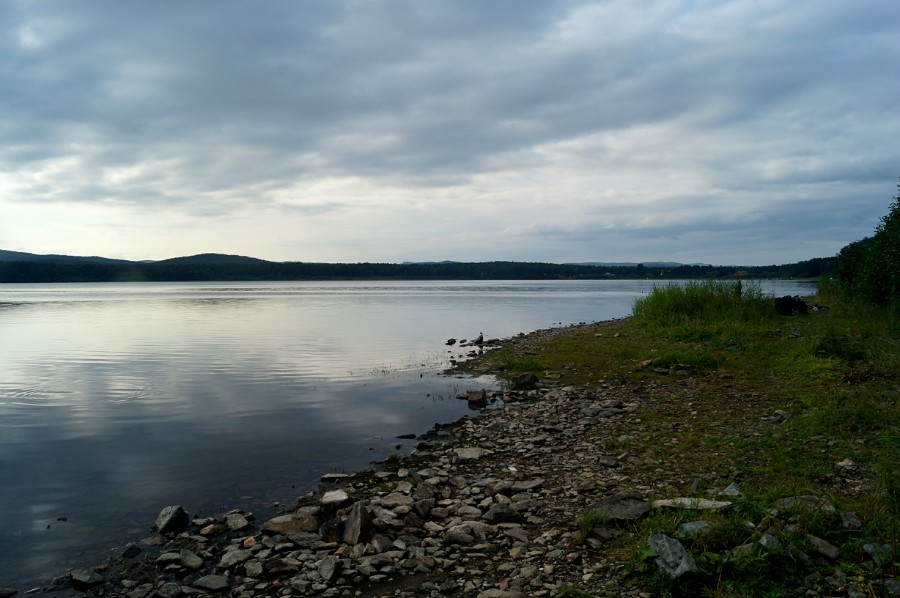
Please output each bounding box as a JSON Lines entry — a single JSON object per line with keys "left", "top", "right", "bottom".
{"left": 0, "top": 0, "right": 897, "bottom": 264}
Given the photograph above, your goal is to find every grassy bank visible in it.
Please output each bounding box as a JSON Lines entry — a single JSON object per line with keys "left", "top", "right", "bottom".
{"left": 463, "top": 280, "right": 898, "bottom": 596}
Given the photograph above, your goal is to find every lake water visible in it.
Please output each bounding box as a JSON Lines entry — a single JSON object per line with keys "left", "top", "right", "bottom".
{"left": 0, "top": 279, "right": 816, "bottom": 588}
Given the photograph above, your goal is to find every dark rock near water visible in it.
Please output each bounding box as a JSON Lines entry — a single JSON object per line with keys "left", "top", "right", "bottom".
{"left": 155, "top": 505, "right": 189, "bottom": 534}
{"left": 775, "top": 295, "right": 809, "bottom": 315}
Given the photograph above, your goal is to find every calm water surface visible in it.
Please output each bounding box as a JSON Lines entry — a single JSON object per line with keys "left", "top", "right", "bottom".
{"left": 0, "top": 279, "right": 816, "bottom": 588}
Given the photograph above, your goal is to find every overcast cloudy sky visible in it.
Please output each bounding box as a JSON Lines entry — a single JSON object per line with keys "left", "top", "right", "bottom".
{"left": 1, "top": 1, "right": 897, "bottom": 265}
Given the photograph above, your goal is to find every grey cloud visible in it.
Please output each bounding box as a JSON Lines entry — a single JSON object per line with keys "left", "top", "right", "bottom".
{"left": 0, "top": 0, "right": 897, "bottom": 263}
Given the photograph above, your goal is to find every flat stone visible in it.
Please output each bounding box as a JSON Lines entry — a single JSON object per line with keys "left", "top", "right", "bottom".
{"left": 454, "top": 447, "right": 483, "bottom": 462}
{"left": 585, "top": 492, "right": 649, "bottom": 522}
{"left": 774, "top": 495, "right": 836, "bottom": 513}
{"left": 511, "top": 478, "right": 544, "bottom": 491}
{"left": 379, "top": 492, "right": 414, "bottom": 509}
{"left": 193, "top": 575, "right": 230, "bottom": 591}
{"left": 321, "top": 489, "right": 351, "bottom": 506}
{"left": 263, "top": 512, "right": 319, "bottom": 534}
{"left": 653, "top": 497, "right": 732, "bottom": 511}
{"left": 219, "top": 548, "right": 252, "bottom": 569}
{"left": 70, "top": 569, "right": 103, "bottom": 590}
{"left": 483, "top": 503, "right": 524, "bottom": 523}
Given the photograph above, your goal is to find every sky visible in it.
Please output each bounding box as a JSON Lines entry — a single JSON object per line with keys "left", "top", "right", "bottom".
{"left": 1, "top": 1, "right": 898, "bottom": 266}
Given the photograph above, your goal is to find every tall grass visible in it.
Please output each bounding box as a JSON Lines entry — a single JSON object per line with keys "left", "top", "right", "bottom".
{"left": 631, "top": 280, "right": 773, "bottom": 327}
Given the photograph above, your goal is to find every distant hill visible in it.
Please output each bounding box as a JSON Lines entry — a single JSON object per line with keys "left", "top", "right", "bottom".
{"left": 153, "top": 253, "right": 274, "bottom": 266}
{"left": 0, "top": 249, "right": 134, "bottom": 264}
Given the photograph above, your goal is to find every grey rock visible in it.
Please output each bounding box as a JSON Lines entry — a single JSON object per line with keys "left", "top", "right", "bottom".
{"left": 863, "top": 542, "right": 892, "bottom": 567}
{"left": 343, "top": 501, "right": 374, "bottom": 545}
{"left": 454, "top": 447, "right": 483, "bottom": 462}
{"left": 370, "top": 533, "right": 394, "bottom": 553}
{"left": 193, "top": 575, "right": 230, "bottom": 591}
{"left": 225, "top": 512, "right": 250, "bottom": 531}
{"left": 318, "top": 555, "right": 341, "bottom": 582}
{"left": 679, "top": 520, "right": 711, "bottom": 538}
{"left": 585, "top": 492, "right": 649, "bottom": 522}
{"left": 0, "top": 589, "right": 16, "bottom": 598}
{"left": 180, "top": 549, "right": 204, "bottom": 570}
{"left": 219, "top": 548, "right": 253, "bottom": 569}
{"left": 807, "top": 534, "right": 840, "bottom": 560}
{"left": 647, "top": 534, "right": 697, "bottom": 579}
{"left": 122, "top": 542, "right": 141, "bottom": 559}
{"left": 155, "top": 505, "right": 189, "bottom": 534}
{"left": 263, "top": 512, "right": 319, "bottom": 534}
{"left": 379, "top": 492, "right": 414, "bottom": 509}
{"left": 478, "top": 590, "right": 526, "bottom": 598}
{"left": 321, "top": 489, "right": 351, "bottom": 507}
{"left": 774, "top": 495, "right": 835, "bottom": 513}
{"left": 483, "top": 503, "right": 524, "bottom": 523}
{"left": 759, "top": 533, "right": 781, "bottom": 553}
{"left": 841, "top": 511, "right": 863, "bottom": 531}
{"left": 157, "top": 583, "right": 180, "bottom": 598}
{"left": 70, "top": 569, "right": 103, "bottom": 590}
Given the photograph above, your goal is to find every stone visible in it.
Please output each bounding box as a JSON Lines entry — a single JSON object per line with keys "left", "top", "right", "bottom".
{"left": 219, "top": 548, "right": 253, "bottom": 569}
{"left": 321, "top": 489, "right": 351, "bottom": 506}
{"left": 193, "top": 575, "right": 230, "bottom": 591}
{"left": 454, "top": 447, "right": 483, "bottom": 462}
{"left": 863, "top": 542, "right": 892, "bottom": 567}
{"left": 122, "top": 542, "right": 142, "bottom": 558}
{"left": 678, "top": 520, "right": 711, "bottom": 538}
{"left": 774, "top": 495, "right": 836, "bottom": 513}
{"left": 70, "top": 569, "right": 103, "bottom": 590}
{"left": 179, "top": 549, "right": 204, "bottom": 570}
{"left": 647, "top": 534, "right": 697, "bottom": 579}
{"left": 653, "top": 497, "right": 732, "bottom": 511}
{"left": 155, "top": 505, "right": 189, "bottom": 534}
{"left": 370, "top": 533, "right": 394, "bottom": 553}
{"left": 841, "top": 511, "right": 863, "bottom": 531}
{"left": 318, "top": 555, "right": 341, "bottom": 582}
{"left": 719, "top": 482, "right": 742, "bottom": 496}
{"left": 775, "top": 295, "right": 808, "bottom": 316}
{"left": 483, "top": 503, "right": 524, "bottom": 523}
{"left": 0, "top": 589, "right": 16, "bottom": 598}
{"left": 379, "top": 492, "right": 414, "bottom": 509}
{"left": 807, "top": 535, "right": 840, "bottom": 560}
{"left": 478, "top": 590, "right": 526, "bottom": 598}
{"left": 342, "top": 501, "right": 374, "bottom": 545}
{"left": 263, "top": 512, "right": 319, "bottom": 534}
{"left": 225, "top": 512, "right": 250, "bottom": 531}
{"left": 511, "top": 478, "right": 544, "bottom": 491}
{"left": 759, "top": 533, "right": 781, "bottom": 553}
{"left": 321, "top": 472, "right": 350, "bottom": 483}
{"left": 585, "top": 492, "right": 649, "bottom": 522}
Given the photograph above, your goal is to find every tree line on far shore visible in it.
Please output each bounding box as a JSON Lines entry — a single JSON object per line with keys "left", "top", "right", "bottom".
{"left": 0, "top": 255, "right": 836, "bottom": 284}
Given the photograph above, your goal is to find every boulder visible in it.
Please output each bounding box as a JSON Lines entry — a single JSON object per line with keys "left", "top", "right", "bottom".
{"left": 342, "top": 501, "right": 374, "bottom": 545}
{"left": 775, "top": 295, "right": 808, "bottom": 316}
{"left": 155, "top": 505, "right": 189, "bottom": 534}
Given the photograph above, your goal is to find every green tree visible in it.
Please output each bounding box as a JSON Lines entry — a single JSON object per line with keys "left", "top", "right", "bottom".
{"left": 838, "top": 180, "right": 900, "bottom": 305}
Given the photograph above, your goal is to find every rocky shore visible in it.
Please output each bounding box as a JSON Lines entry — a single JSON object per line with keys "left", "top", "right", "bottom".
{"left": 10, "top": 320, "right": 896, "bottom": 597}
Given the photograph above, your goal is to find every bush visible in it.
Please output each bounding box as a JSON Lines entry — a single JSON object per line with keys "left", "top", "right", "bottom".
{"left": 631, "top": 280, "right": 772, "bottom": 326}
